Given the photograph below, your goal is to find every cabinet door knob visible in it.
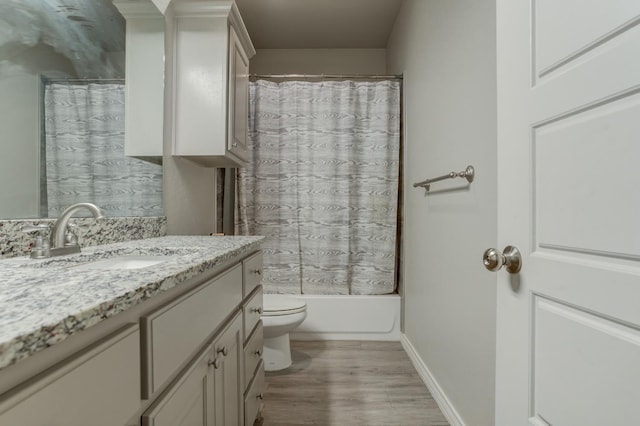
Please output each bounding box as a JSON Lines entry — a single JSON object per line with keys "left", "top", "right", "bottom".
{"left": 254, "top": 349, "right": 263, "bottom": 357}
{"left": 252, "top": 307, "right": 263, "bottom": 314}
{"left": 208, "top": 357, "right": 221, "bottom": 369}
{"left": 252, "top": 269, "right": 262, "bottom": 276}
{"left": 217, "top": 346, "right": 228, "bottom": 357}
{"left": 257, "top": 393, "right": 264, "bottom": 400}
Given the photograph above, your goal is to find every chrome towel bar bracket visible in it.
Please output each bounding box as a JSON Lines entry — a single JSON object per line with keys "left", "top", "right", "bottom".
{"left": 413, "top": 165, "right": 475, "bottom": 192}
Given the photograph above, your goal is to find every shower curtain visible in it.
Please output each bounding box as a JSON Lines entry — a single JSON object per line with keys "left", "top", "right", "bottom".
{"left": 44, "top": 82, "right": 162, "bottom": 218}
{"left": 236, "top": 79, "right": 401, "bottom": 295}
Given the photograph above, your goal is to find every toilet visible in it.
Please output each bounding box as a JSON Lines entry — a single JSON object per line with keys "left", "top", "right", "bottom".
{"left": 261, "top": 294, "right": 307, "bottom": 371}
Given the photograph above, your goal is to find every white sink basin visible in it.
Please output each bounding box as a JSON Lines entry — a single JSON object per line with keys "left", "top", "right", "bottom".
{"left": 73, "top": 255, "right": 176, "bottom": 271}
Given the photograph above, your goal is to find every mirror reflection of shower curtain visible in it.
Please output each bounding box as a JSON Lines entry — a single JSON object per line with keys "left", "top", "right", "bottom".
{"left": 43, "top": 82, "right": 162, "bottom": 218}
{"left": 236, "top": 79, "right": 401, "bottom": 295}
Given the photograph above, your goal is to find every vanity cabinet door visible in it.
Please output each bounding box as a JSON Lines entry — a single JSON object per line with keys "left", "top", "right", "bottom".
{"left": 144, "top": 312, "right": 243, "bottom": 426}
{"left": 227, "top": 23, "right": 250, "bottom": 163}
{"left": 212, "top": 311, "right": 244, "bottom": 426}
{"left": 0, "top": 325, "right": 140, "bottom": 426}
{"left": 141, "top": 343, "right": 215, "bottom": 426}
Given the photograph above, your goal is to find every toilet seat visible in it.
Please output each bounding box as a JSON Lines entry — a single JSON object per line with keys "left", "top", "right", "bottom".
{"left": 262, "top": 295, "right": 306, "bottom": 317}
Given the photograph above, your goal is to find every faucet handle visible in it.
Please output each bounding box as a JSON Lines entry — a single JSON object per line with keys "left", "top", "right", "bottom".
{"left": 21, "top": 224, "right": 51, "bottom": 235}
{"left": 64, "top": 224, "right": 79, "bottom": 247}
{"left": 21, "top": 225, "right": 51, "bottom": 259}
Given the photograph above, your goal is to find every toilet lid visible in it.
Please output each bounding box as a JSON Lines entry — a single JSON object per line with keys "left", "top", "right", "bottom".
{"left": 262, "top": 295, "right": 306, "bottom": 316}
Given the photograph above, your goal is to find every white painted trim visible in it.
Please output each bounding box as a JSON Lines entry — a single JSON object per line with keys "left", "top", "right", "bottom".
{"left": 401, "top": 334, "right": 466, "bottom": 426}
{"left": 113, "top": 0, "right": 162, "bottom": 18}
{"left": 289, "top": 295, "right": 401, "bottom": 341}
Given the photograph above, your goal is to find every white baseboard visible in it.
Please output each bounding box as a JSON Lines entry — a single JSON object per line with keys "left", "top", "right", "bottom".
{"left": 401, "top": 334, "right": 466, "bottom": 426}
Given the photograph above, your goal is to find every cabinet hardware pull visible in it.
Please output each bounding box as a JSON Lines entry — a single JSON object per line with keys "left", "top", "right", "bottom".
{"left": 252, "top": 307, "right": 263, "bottom": 314}
{"left": 217, "top": 346, "right": 228, "bottom": 356}
{"left": 252, "top": 269, "right": 262, "bottom": 276}
{"left": 254, "top": 349, "right": 263, "bottom": 357}
{"left": 208, "top": 357, "right": 221, "bottom": 369}
{"left": 257, "top": 393, "right": 264, "bottom": 400}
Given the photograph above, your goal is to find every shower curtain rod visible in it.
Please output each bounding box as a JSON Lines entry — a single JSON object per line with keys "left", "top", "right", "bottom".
{"left": 42, "top": 78, "right": 125, "bottom": 83}
{"left": 250, "top": 73, "right": 402, "bottom": 80}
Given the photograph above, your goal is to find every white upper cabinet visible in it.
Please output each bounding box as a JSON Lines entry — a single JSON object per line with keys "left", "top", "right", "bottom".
{"left": 171, "top": 0, "right": 255, "bottom": 167}
{"left": 228, "top": 24, "right": 251, "bottom": 162}
{"left": 114, "top": 0, "right": 165, "bottom": 160}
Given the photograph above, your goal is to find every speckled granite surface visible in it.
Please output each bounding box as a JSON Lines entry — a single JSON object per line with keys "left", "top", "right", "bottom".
{"left": 0, "top": 235, "right": 263, "bottom": 370}
{"left": 0, "top": 216, "right": 167, "bottom": 259}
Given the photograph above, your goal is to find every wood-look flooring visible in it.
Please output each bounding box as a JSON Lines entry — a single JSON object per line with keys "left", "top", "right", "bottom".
{"left": 261, "top": 341, "right": 449, "bottom": 426}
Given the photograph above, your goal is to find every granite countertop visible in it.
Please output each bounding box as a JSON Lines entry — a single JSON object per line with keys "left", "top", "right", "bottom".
{"left": 0, "top": 235, "right": 263, "bottom": 370}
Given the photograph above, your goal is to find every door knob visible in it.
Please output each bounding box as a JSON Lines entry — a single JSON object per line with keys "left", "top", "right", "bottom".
{"left": 483, "top": 245, "right": 522, "bottom": 273}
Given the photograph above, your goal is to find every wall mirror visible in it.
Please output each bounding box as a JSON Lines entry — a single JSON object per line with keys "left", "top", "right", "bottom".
{"left": 0, "top": 0, "right": 164, "bottom": 220}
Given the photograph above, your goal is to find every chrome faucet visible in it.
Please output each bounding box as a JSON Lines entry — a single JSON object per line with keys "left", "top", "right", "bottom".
{"left": 23, "top": 203, "right": 105, "bottom": 259}
{"left": 50, "top": 203, "right": 104, "bottom": 251}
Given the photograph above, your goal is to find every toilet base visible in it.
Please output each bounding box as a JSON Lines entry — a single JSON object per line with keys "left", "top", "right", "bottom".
{"left": 263, "top": 333, "right": 292, "bottom": 372}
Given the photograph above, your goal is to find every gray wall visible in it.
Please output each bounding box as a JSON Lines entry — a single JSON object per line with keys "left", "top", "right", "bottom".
{"left": 0, "top": 44, "right": 79, "bottom": 219}
{"left": 162, "top": 6, "right": 217, "bottom": 235}
{"left": 250, "top": 48, "right": 386, "bottom": 75}
{"left": 0, "top": 74, "right": 40, "bottom": 218}
{"left": 386, "top": 1, "right": 497, "bottom": 425}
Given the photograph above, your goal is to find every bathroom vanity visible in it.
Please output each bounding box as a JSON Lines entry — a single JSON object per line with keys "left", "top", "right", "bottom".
{"left": 0, "top": 235, "right": 264, "bottom": 426}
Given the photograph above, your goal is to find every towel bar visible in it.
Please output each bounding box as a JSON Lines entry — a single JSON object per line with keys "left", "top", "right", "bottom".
{"left": 413, "top": 165, "right": 475, "bottom": 192}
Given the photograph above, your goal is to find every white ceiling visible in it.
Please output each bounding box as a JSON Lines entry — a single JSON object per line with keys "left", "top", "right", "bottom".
{"left": 235, "top": 0, "right": 403, "bottom": 49}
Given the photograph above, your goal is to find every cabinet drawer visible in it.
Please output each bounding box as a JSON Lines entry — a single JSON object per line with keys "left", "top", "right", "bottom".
{"left": 0, "top": 325, "right": 140, "bottom": 426}
{"left": 243, "top": 286, "right": 263, "bottom": 342}
{"left": 243, "top": 321, "right": 264, "bottom": 390}
{"left": 242, "top": 251, "right": 263, "bottom": 297}
{"left": 142, "top": 264, "right": 242, "bottom": 397}
{"left": 244, "top": 360, "right": 265, "bottom": 426}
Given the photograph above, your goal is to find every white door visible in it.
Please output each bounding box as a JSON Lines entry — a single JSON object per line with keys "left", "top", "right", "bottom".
{"left": 495, "top": 1, "right": 640, "bottom": 425}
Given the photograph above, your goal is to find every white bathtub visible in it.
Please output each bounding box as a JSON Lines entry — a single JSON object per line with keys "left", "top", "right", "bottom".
{"left": 289, "top": 294, "right": 401, "bottom": 341}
